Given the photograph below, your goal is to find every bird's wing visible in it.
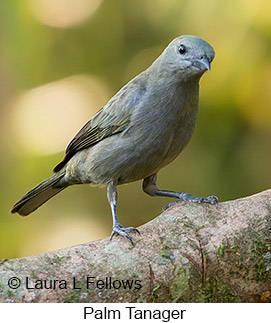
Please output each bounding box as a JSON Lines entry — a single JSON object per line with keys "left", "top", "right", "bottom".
{"left": 53, "top": 83, "right": 146, "bottom": 172}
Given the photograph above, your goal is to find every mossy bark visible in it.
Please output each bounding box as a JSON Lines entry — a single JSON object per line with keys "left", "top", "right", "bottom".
{"left": 1, "top": 189, "right": 271, "bottom": 303}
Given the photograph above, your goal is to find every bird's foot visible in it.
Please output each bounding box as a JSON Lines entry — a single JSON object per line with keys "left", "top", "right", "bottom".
{"left": 110, "top": 223, "right": 140, "bottom": 245}
{"left": 163, "top": 193, "right": 218, "bottom": 211}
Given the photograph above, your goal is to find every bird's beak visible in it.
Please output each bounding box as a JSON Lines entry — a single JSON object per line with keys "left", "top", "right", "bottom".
{"left": 192, "top": 55, "right": 211, "bottom": 71}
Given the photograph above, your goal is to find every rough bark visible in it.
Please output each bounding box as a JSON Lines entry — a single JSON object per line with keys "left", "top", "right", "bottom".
{"left": 1, "top": 189, "right": 271, "bottom": 303}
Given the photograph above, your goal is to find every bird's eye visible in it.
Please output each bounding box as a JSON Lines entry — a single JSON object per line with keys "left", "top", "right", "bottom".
{"left": 178, "top": 44, "right": 186, "bottom": 55}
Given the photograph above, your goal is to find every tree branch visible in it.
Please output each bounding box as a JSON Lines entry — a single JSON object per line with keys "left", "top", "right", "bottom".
{"left": 1, "top": 189, "right": 271, "bottom": 302}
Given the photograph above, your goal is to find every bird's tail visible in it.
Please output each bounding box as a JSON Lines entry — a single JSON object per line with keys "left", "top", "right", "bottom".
{"left": 10, "top": 171, "right": 66, "bottom": 216}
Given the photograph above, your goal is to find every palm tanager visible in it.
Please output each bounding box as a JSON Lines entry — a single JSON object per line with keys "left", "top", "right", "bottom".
{"left": 11, "top": 35, "right": 218, "bottom": 244}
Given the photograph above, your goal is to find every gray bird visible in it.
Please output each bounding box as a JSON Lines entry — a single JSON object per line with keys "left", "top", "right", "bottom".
{"left": 11, "top": 35, "right": 218, "bottom": 244}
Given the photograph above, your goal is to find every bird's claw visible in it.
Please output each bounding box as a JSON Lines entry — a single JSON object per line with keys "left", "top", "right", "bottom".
{"left": 110, "top": 223, "right": 140, "bottom": 245}
{"left": 201, "top": 195, "right": 219, "bottom": 206}
{"left": 163, "top": 193, "right": 219, "bottom": 210}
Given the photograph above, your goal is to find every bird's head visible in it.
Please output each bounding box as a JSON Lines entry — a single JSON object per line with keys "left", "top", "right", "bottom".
{"left": 159, "top": 35, "right": 215, "bottom": 82}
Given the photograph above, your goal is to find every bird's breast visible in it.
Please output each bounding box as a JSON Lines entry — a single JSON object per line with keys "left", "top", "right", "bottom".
{"left": 142, "top": 85, "right": 199, "bottom": 169}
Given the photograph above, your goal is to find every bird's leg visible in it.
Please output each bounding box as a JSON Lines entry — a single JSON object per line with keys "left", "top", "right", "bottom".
{"left": 142, "top": 174, "right": 218, "bottom": 210}
{"left": 107, "top": 181, "right": 139, "bottom": 244}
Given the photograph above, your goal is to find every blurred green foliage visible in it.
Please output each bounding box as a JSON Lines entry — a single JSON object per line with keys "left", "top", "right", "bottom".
{"left": 0, "top": 0, "right": 270, "bottom": 258}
